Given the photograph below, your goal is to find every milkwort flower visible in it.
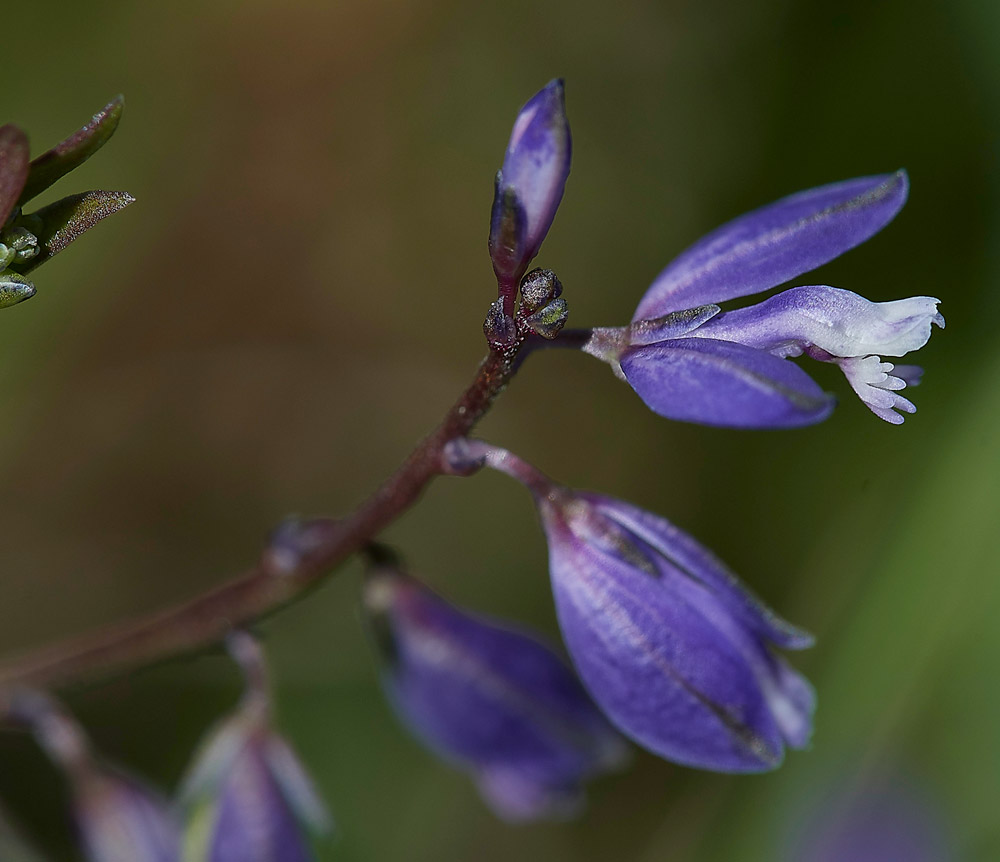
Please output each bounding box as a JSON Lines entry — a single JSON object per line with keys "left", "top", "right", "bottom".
{"left": 8, "top": 690, "right": 179, "bottom": 862}
{"left": 445, "top": 439, "right": 815, "bottom": 773}
{"left": 361, "top": 554, "right": 627, "bottom": 821}
{"left": 582, "top": 172, "right": 944, "bottom": 427}
{"left": 179, "top": 632, "right": 331, "bottom": 862}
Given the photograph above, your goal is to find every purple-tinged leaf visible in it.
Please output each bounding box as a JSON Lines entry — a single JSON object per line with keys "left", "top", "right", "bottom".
{"left": 0, "top": 125, "right": 29, "bottom": 227}
{"left": 16, "top": 190, "right": 134, "bottom": 274}
{"left": 18, "top": 97, "right": 124, "bottom": 206}
{"left": 634, "top": 171, "right": 909, "bottom": 320}
{"left": 620, "top": 336, "right": 835, "bottom": 428}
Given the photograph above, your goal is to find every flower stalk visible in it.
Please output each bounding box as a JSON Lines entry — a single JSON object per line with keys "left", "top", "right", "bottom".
{"left": 0, "top": 343, "right": 527, "bottom": 703}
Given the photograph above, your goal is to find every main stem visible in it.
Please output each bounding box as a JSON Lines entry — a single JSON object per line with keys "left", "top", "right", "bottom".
{"left": 0, "top": 344, "right": 521, "bottom": 698}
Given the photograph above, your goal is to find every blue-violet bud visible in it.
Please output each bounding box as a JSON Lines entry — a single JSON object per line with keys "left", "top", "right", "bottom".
{"left": 454, "top": 440, "right": 816, "bottom": 773}
{"left": 362, "top": 560, "right": 627, "bottom": 821}
{"left": 179, "top": 632, "right": 331, "bottom": 862}
{"left": 489, "top": 80, "right": 571, "bottom": 292}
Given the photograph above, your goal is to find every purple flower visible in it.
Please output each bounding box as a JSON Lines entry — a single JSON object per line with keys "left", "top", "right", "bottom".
{"left": 489, "top": 80, "right": 571, "bottom": 295}
{"left": 179, "top": 633, "right": 331, "bottom": 862}
{"left": 446, "top": 440, "right": 815, "bottom": 773}
{"left": 10, "top": 690, "right": 179, "bottom": 862}
{"left": 585, "top": 172, "right": 943, "bottom": 427}
{"left": 362, "top": 561, "right": 627, "bottom": 821}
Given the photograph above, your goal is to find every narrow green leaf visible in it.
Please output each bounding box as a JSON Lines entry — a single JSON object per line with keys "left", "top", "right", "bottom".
{"left": 17, "top": 96, "right": 124, "bottom": 206}
{"left": 0, "top": 125, "right": 29, "bottom": 226}
{"left": 15, "top": 190, "right": 134, "bottom": 274}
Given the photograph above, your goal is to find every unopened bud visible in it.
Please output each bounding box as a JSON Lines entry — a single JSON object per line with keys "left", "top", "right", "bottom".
{"left": 519, "top": 267, "right": 562, "bottom": 313}
{"left": 0, "top": 270, "right": 35, "bottom": 308}
{"left": 2, "top": 226, "right": 38, "bottom": 262}
{"left": 524, "top": 297, "right": 568, "bottom": 339}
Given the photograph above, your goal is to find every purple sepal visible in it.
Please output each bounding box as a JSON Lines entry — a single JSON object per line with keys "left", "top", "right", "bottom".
{"left": 620, "top": 336, "right": 835, "bottom": 429}
{"left": 537, "top": 489, "right": 815, "bottom": 772}
{"left": 207, "top": 745, "right": 311, "bottom": 862}
{"left": 363, "top": 567, "right": 626, "bottom": 821}
{"left": 179, "top": 634, "right": 330, "bottom": 861}
{"left": 633, "top": 172, "right": 908, "bottom": 321}
{"left": 489, "top": 80, "right": 571, "bottom": 285}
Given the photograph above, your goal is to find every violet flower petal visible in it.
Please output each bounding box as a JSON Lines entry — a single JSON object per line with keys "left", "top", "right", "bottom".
{"left": 206, "top": 747, "right": 311, "bottom": 862}
{"left": 364, "top": 568, "right": 626, "bottom": 821}
{"left": 620, "top": 336, "right": 835, "bottom": 429}
{"left": 689, "top": 285, "right": 943, "bottom": 360}
{"left": 633, "top": 172, "right": 908, "bottom": 321}
{"left": 538, "top": 491, "right": 815, "bottom": 772}
{"left": 578, "top": 493, "right": 814, "bottom": 650}
{"left": 489, "top": 80, "right": 571, "bottom": 285}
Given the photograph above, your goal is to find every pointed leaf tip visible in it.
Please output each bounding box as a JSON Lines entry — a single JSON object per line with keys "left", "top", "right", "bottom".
{"left": 15, "top": 190, "right": 134, "bottom": 274}
{"left": 18, "top": 97, "right": 125, "bottom": 206}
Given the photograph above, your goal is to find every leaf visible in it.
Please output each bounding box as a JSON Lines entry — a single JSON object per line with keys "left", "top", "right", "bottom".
{"left": 17, "top": 96, "right": 124, "bottom": 206}
{"left": 14, "top": 190, "right": 134, "bottom": 274}
{"left": 0, "top": 125, "right": 29, "bottom": 226}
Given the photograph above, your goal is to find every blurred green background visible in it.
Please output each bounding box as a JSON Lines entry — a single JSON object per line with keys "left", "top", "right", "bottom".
{"left": 0, "top": 0, "right": 997, "bottom": 858}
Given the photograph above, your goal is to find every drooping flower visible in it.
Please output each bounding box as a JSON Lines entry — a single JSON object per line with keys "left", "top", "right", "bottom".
{"left": 179, "top": 632, "right": 331, "bottom": 862}
{"left": 445, "top": 439, "right": 815, "bottom": 773}
{"left": 361, "top": 554, "right": 627, "bottom": 821}
{"left": 488, "top": 80, "right": 571, "bottom": 302}
{"left": 584, "top": 172, "right": 943, "bottom": 427}
{"left": 9, "top": 690, "right": 179, "bottom": 862}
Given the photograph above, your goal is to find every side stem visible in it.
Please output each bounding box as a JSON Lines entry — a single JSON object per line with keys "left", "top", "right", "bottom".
{"left": 0, "top": 345, "right": 521, "bottom": 700}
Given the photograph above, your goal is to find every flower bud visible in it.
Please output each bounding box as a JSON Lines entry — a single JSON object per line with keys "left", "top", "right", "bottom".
{"left": 489, "top": 81, "right": 571, "bottom": 288}
{"left": 10, "top": 690, "right": 179, "bottom": 862}
{"left": 518, "top": 267, "right": 562, "bottom": 313}
{"left": 537, "top": 489, "right": 815, "bottom": 772}
{"left": 179, "top": 632, "right": 331, "bottom": 862}
{"left": 524, "top": 297, "right": 569, "bottom": 339}
{"left": 0, "top": 271, "right": 35, "bottom": 308}
{"left": 464, "top": 441, "right": 815, "bottom": 773}
{"left": 362, "top": 562, "right": 627, "bottom": 821}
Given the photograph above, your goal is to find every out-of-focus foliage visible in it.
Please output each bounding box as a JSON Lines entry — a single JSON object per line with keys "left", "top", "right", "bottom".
{"left": 0, "top": 0, "right": 995, "bottom": 859}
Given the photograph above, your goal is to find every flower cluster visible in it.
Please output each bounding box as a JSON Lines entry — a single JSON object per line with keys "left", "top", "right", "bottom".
{"left": 0, "top": 80, "right": 944, "bottom": 847}
{"left": 6, "top": 632, "right": 330, "bottom": 861}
